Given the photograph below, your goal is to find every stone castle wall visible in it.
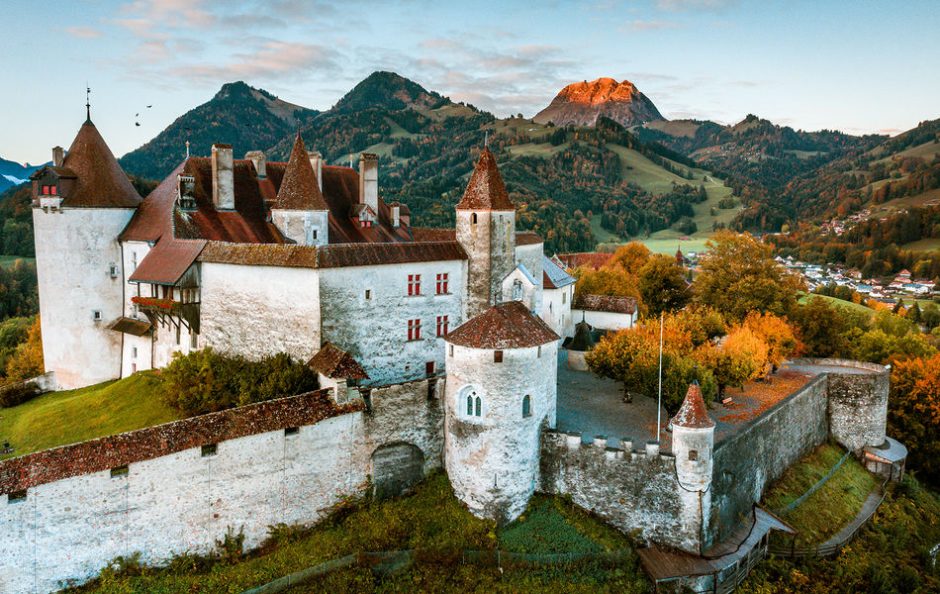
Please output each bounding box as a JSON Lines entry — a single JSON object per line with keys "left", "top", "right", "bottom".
{"left": 539, "top": 432, "right": 698, "bottom": 553}
{"left": 0, "top": 380, "right": 443, "bottom": 594}
{"left": 709, "top": 375, "right": 829, "bottom": 546}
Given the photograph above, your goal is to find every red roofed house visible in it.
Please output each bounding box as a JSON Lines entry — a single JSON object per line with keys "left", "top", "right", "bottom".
{"left": 32, "top": 119, "right": 571, "bottom": 389}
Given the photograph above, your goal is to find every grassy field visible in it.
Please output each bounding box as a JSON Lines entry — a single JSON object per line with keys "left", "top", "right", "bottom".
{"left": 798, "top": 293, "right": 875, "bottom": 317}
{"left": 902, "top": 237, "right": 940, "bottom": 252}
{"left": 0, "top": 372, "right": 178, "bottom": 460}
{"left": 76, "top": 472, "right": 650, "bottom": 594}
{"left": 762, "top": 443, "right": 879, "bottom": 546}
{"left": 0, "top": 255, "right": 34, "bottom": 269}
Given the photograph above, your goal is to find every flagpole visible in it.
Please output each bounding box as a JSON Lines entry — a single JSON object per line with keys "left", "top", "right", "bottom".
{"left": 657, "top": 311, "right": 664, "bottom": 443}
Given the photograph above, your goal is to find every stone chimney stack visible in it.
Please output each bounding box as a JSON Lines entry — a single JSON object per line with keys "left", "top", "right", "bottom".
{"left": 391, "top": 204, "right": 400, "bottom": 228}
{"left": 308, "top": 151, "right": 323, "bottom": 192}
{"left": 211, "top": 144, "right": 234, "bottom": 210}
{"left": 358, "top": 153, "right": 378, "bottom": 214}
{"left": 52, "top": 146, "right": 64, "bottom": 168}
{"left": 245, "top": 150, "right": 266, "bottom": 178}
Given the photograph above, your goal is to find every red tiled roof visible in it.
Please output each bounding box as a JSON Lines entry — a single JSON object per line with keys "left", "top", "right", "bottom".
{"left": 320, "top": 165, "right": 413, "bottom": 243}
{"left": 558, "top": 252, "right": 614, "bottom": 270}
{"left": 446, "top": 301, "right": 558, "bottom": 349}
{"left": 199, "top": 242, "right": 318, "bottom": 268}
{"left": 516, "top": 231, "right": 543, "bottom": 246}
{"left": 54, "top": 120, "right": 141, "bottom": 208}
{"left": 308, "top": 342, "right": 369, "bottom": 380}
{"left": 411, "top": 227, "right": 456, "bottom": 241}
{"left": 129, "top": 239, "right": 207, "bottom": 285}
{"left": 671, "top": 383, "right": 714, "bottom": 429}
{"left": 317, "top": 241, "right": 466, "bottom": 268}
{"left": 274, "top": 134, "right": 328, "bottom": 211}
{"left": 574, "top": 294, "right": 637, "bottom": 315}
{"left": 456, "top": 147, "right": 514, "bottom": 211}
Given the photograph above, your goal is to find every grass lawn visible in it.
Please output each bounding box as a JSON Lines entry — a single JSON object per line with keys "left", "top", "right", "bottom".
{"left": 762, "top": 443, "right": 879, "bottom": 546}
{"left": 75, "top": 472, "right": 650, "bottom": 594}
{"left": 0, "top": 255, "right": 34, "bottom": 268}
{"left": 0, "top": 372, "right": 178, "bottom": 460}
{"left": 798, "top": 293, "right": 875, "bottom": 317}
{"left": 902, "top": 237, "right": 940, "bottom": 252}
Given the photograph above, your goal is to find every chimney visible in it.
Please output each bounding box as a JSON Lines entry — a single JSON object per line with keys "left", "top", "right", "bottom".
{"left": 391, "top": 204, "right": 400, "bottom": 228}
{"left": 211, "top": 144, "right": 234, "bottom": 210}
{"left": 245, "top": 150, "right": 266, "bottom": 178}
{"left": 308, "top": 150, "right": 323, "bottom": 192}
{"left": 52, "top": 146, "right": 64, "bottom": 168}
{"left": 358, "top": 153, "right": 378, "bottom": 214}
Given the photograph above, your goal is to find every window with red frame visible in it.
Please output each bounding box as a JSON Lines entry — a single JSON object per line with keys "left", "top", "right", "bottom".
{"left": 407, "top": 318, "right": 421, "bottom": 341}
{"left": 360, "top": 220, "right": 373, "bottom": 228}
{"left": 436, "top": 272, "right": 449, "bottom": 294}
{"left": 41, "top": 185, "right": 57, "bottom": 195}
{"left": 407, "top": 274, "right": 421, "bottom": 296}
{"left": 436, "top": 315, "right": 449, "bottom": 337}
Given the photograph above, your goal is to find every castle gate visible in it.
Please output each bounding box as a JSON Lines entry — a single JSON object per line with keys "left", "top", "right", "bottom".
{"left": 371, "top": 442, "right": 425, "bottom": 499}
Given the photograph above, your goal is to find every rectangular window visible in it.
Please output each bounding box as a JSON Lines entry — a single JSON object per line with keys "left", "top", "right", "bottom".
{"left": 436, "top": 273, "right": 449, "bottom": 295}
{"left": 407, "top": 318, "right": 422, "bottom": 341}
{"left": 407, "top": 274, "right": 421, "bottom": 296}
{"left": 537, "top": 345, "right": 542, "bottom": 358}
{"left": 110, "top": 465, "right": 129, "bottom": 478}
{"left": 285, "top": 427, "right": 300, "bottom": 436}
{"left": 425, "top": 361, "right": 435, "bottom": 376}
{"left": 131, "top": 363, "right": 137, "bottom": 373}
{"left": 449, "top": 345, "right": 454, "bottom": 357}
{"left": 41, "top": 185, "right": 50, "bottom": 195}
{"left": 436, "top": 315, "right": 449, "bottom": 337}
{"left": 494, "top": 350, "right": 504, "bottom": 363}
{"left": 109, "top": 263, "right": 120, "bottom": 278}
{"left": 365, "top": 289, "right": 371, "bottom": 300}
{"left": 689, "top": 450, "right": 699, "bottom": 461}
{"left": 7, "top": 490, "right": 26, "bottom": 504}
{"left": 562, "top": 292, "right": 567, "bottom": 304}
{"left": 92, "top": 310, "right": 102, "bottom": 321}
{"left": 201, "top": 444, "right": 217, "bottom": 457}
{"left": 176, "top": 325, "right": 181, "bottom": 345}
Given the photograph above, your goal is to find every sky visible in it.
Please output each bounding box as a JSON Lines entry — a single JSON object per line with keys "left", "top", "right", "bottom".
{"left": 1, "top": 0, "right": 939, "bottom": 165}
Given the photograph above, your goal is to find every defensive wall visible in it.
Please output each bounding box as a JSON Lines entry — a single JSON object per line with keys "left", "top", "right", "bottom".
{"left": 0, "top": 378, "right": 443, "bottom": 594}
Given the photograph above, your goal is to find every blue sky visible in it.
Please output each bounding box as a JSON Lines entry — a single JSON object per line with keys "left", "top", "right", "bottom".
{"left": 2, "top": 0, "right": 938, "bottom": 165}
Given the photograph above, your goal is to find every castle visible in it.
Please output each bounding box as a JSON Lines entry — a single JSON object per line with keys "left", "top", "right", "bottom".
{"left": 0, "top": 115, "right": 906, "bottom": 593}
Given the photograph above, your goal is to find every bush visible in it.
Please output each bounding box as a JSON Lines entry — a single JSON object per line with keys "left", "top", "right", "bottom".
{"left": 161, "top": 348, "right": 319, "bottom": 417}
{"left": 0, "top": 380, "right": 40, "bottom": 408}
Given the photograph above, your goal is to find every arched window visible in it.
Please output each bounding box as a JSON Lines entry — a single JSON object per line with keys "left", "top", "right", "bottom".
{"left": 471, "top": 213, "right": 478, "bottom": 224}
{"left": 512, "top": 279, "right": 523, "bottom": 301}
{"left": 466, "top": 394, "right": 474, "bottom": 416}
{"left": 475, "top": 396, "right": 482, "bottom": 417}
{"left": 522, "top": 395, "right": 531, "bottom": 418}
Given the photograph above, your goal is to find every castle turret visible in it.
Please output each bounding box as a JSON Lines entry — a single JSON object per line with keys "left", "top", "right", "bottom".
{"left": 271, "top": 134, "right": 330, "bottom": 246}
{"left": 670, "top": 382, "right": 715, "bottom": 553}
{"left": 30, "top": 117, "right": 142, "bottom": 389}
{"left": 455, "top": 148, "right": 516, "bottom": 318}
{"left": 443, "top": 301, "right": 559, "bottom": 523}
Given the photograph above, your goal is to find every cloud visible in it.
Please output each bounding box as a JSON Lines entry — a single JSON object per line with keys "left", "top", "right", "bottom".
{"left": 656, "top": 0, "right": 736, "bottom": 11}
{"left": 624, "top": 19, "right": 680, "bottom": 31}
{"left": 173, "top": 41, "right": 341, "bottom": 84}
{"left": 65, "top": 26, "right": 103, "bottom": 39}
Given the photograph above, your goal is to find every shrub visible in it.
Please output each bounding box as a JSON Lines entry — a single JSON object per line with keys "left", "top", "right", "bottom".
{"left": 0, "top": 380, "right": 41, "bottom": 408}
{"left": 161, "top": 348, "right": 319, "bottom": 417}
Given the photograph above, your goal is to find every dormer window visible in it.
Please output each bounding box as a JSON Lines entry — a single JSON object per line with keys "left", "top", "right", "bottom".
{"left": 41, "top": 185, "right": 57, "bottom": 196}
{"left": 360, "top": 220, "right": 373, "bottom": 228}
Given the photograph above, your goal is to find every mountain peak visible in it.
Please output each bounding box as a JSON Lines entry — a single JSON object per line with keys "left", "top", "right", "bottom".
{"left": 534, "top": 77, "right": 663, "bottom": 128}
{"left": 331, "top": 71, "right": 450, "bottom": 114}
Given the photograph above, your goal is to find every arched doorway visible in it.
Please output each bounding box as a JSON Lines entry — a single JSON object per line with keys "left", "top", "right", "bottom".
{"left": 371, "top": 442, "right": 425, "bottom": 499}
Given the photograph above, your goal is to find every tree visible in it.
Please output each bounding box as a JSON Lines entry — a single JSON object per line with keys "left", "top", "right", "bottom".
{"left": 574, "top": 266, "right": 641, "bottom": 302}
{"left": 922, "top": 303, "right": 940, "bottom": 331}
{"left": 638, "top": 255, "right": 691, "bottom": 317}
{"left": 790, "top": 296, "right": 850, "bottom": 358}
{"left": 671, "top": 305, "right": 726, "bottom": 346}
{"left": 607, "top": 242, "right": 651, "bottom": 275}
{"left": 5, "top": 316, "right": 43, "bottom": 383}
{"left": 743, "top": 311, "right": 798, "bottom": 372}
{"left": 889, "top": 354, "right": 940, "bottom": 486}
{"left": 908, "top": 301, "right": 923, "bottom": 324}
{"left": 695, "top": 326, "right": 769, "bottom": 397}
{"left": 693, "top": 231, "right": 802, "bottom": 321}
{"left": 851, "top": 329, "right": 936, "bottom": 365}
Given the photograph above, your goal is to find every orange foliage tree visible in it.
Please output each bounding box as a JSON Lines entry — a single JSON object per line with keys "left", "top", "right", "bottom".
{"left": 694, "top": 325, "right": 769, "bottom": 398}
{"left": 5, "top": 317, "right": 43, "bottom": 383}
{"left": 889, "top": 353, "right": 940, "bottom": 485}
{"left": 743, "top": 311, "right": 799, "bottom": 372}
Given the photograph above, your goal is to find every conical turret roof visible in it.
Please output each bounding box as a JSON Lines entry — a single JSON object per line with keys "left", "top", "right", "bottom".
{"left": 446, "top": 301, "right": 558, "bottom": 349}
{"left": 274, "top": 134, "right": 328, "bottom": 211}
{"left": 456, "top": 147, "right": 514, "bottom": 211}
{"left": 59, "top": 120, "right": 142, "bottom": 208}
{"left": 671, "top": 382, "right": 714, "bottom": 429}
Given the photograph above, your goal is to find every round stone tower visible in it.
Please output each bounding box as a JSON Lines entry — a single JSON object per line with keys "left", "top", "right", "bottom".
{"left": 670, "top": 382, "right": 715, "bottom": 553}
{"left": 443, "top": 301, "right": 559, "bottom": 523}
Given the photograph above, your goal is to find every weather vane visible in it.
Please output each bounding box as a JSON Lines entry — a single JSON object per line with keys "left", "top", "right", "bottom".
{"left": 86, "top": 84, "right": 91, "bottom": 121}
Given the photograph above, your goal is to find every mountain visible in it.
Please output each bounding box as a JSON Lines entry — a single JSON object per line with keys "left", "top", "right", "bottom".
{"left": 119, "top": 81, "right": 319, "bottom": 180}
{"left": 329, "top": 71, "right": 451, "bottom": 114}
{"left": 533, "top": 78, "right": 664, "bottom": 128}
{"left": 0, "top": 157, "right": 41, "bottom": 193}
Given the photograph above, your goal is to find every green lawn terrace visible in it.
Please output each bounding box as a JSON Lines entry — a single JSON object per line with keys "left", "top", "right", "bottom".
{"left": 73, "top": 472, "right": 652, "bottom": 594}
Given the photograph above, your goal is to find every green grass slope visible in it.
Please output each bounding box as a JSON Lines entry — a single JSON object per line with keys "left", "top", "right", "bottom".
{"left": 0, "top": 372, "right": 178, "bottom": 460}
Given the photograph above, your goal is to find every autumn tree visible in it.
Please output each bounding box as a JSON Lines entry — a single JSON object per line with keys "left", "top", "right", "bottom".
{"left": 671, "top": 305, "right": 727, "bottom": 346}
{"left": 790, "top": 296, "right": 851, "bottom": 358}
{"left": 889, "top": 353, "right": 940, "bottom": 485}
{"left": 694, "top": 325, "right": 769, "bottom": 397}
{"left": 638, "top": 254, "right": 691, "bottom": 317}
{"left": 5, "top": 316, "right": 43, "bottom": 383}
{"left": 743, "top": 311, "right": 799, "bottom": 372}
{"left": 693, "top": 231, "right": 803, "bottom": 321}
{"left": 607, "top": 241, "right": 651, "bottom": 275}
{"left": 574, "top": 266, "right": 644, "bottom": 313}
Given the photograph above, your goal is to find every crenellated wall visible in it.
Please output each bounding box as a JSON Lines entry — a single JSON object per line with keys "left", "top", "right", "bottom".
{"left": 539, "top": 431, "right": 700, "bottom": 553}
